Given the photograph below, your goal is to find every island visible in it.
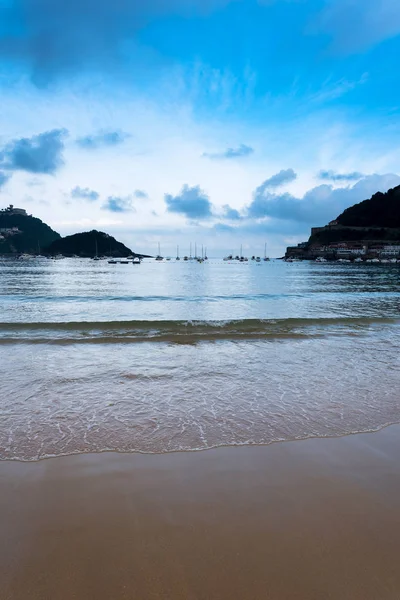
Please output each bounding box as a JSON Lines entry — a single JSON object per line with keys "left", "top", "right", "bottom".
{"left": 44, "top": 230, "right": 146, "bottom": 258}
{"left": 0, "top": 205, "right": 150, "bottom": 258}
{"left": 285, "top": 185, "right": 400, "bottom": 261}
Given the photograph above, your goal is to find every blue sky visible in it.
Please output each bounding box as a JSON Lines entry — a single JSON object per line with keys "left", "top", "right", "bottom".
{"left": 0, "top": 0, "right": 399, "bottom": 256}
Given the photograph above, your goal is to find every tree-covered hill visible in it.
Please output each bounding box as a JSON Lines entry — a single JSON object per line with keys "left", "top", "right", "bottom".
{"left": 337, "top": 185, "right": 400, "bottom": 227}
{"left": 44, "top": 230, "right": 138, "bottom": 257}
{"left": 0, "top": 210, "right": 60, "bottom": 254}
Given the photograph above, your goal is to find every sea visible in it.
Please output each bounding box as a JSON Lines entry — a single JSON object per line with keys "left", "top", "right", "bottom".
{"left": 0, "top": 257, "right": 399, "bottom": 461}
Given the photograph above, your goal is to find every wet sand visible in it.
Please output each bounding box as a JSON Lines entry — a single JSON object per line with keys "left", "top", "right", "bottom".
{"left": 1, "top": 427, "right": 400, "bottom": 600}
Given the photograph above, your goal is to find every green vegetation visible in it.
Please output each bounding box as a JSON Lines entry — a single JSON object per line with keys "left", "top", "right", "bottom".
{"left": 0, "top": 211, "right": 60, "bottom": 254}
{"left": 337, "top": 185, "right": 400, "bottom": 227}
{"left": 44, "top": 230, "right": 137, "bottom": 257}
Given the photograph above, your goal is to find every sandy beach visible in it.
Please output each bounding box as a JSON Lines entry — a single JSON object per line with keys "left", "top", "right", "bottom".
{"left": 1, "top": 426, "right": 400, "bottom": 600}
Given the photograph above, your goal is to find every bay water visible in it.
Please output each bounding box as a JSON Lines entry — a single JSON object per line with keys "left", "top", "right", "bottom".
{"left": 0, "top": 257, "right": 399, "bottom": 460}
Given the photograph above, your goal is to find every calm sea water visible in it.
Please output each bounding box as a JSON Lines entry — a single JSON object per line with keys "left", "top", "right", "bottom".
{"left": 0, "top": 257, "right": 399, "bottom": 460}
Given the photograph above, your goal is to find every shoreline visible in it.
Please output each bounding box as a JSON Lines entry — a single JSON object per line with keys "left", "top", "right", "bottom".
{"left": 1, "top": 419, "right": 399, "bottom": 464}
{"left": 2, "top": 425, "right": 400, "bottom": 599}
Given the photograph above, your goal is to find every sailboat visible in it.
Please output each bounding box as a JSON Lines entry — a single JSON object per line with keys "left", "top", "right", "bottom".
{"left": 239, "top": 245, "right": 247, "bottom": 262}
{"left": 155, "top": 243, "right": 163, "bottom": 261}
{"left": 263, "top": 242, "right": 270, "bottom": 262}
{"left": 93, "top": 238, "right": 100, "bottom": 260}
{"left": 176, "top": 245, "right": 180, "bottom": 261}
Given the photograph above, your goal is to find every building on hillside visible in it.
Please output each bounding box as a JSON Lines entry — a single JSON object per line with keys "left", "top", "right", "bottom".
{"left": 1, "top": 205, "right": 27, "bottom": 216}
{"left": 380, "top": 244, "right": 400, "bottom": 257}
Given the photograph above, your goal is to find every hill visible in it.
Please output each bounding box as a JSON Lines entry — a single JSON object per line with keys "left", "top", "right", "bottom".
{"left": 285, "top": 184, "right": 400, "bottom": 259}
{"left": 0, "top": 206, "right": 60, "bottom": 254}
{"left": 44, "top": 230, "right": 139, "bottom": 258}
{"left": 337, "top": 185, "right": 400, "bottom": 227}
{"left": 308, "top": 184, "right": 400, "bottom": 246}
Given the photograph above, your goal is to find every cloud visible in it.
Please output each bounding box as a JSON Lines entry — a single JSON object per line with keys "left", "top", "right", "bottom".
{"left": 310, "top": 0, "right": 400, "bottom": 53}
{"left": 221, "top": 204, "right": 242, "bottom": 220}
{"left": 255, "top": 169, "right": 297, "bottom": 195}
{"left": 202, "top": 144, "right": 254, "bottom": 160}
{"left": 102, "top": 195, "right": 135, "bottom": 212}
{"left": 165, "top": 184, "right": 212, "bottom": 219}
{"left": 76, "top": 130, "right": 130, "bottom": 149}
{"left": 318, "top": 170, "right": 365, "bottom": 182}
{"left": 0, "top": 171, "right": 11, "bottom": 188}
{"left": 247, "top": 173, "right": 400, "bottom": 225}
{"left": 71, "top": 186, "right": 99, "bottom": 201}
{"left": 0, "top": 129, "right": 67, "bottom": 174}
{"left": 0, "top": 0, "right": 234, "bottom": 83}
{"left": 134, "top": 189, "right": 148, "bottom": 199}
{"left": 213, "top": 223, "right": 235, "bottom": 233}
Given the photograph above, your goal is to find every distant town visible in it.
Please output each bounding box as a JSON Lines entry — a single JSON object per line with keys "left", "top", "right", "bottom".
{"left": 285, "top": 219, "right": 400, "bottom": 262}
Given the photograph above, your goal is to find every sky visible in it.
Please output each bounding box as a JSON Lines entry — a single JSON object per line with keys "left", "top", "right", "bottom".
{"left": 0, "top": 0, "right": 400, "bottom": 257}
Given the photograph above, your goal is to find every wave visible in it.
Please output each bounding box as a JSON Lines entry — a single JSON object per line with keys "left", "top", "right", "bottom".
{"left": 0, "top": 317, "right": 398, "bottom": 344}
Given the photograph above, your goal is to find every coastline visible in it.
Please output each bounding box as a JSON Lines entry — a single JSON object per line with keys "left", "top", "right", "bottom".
{"left": 2, "top": 425, "right": 400, "bottom": 599}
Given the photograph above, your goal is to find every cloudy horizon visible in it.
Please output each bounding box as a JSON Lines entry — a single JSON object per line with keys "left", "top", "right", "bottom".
{"left": 1, "top": 0, "right": 400, "bottom": 257}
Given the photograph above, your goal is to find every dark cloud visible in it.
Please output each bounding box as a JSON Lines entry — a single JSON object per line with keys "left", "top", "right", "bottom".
{"left": 102, "top": 195, "right": 135, "bottom": 212}
{"left": 203, "top": 144, "right": 254, "bottom": 160}
{"left": 0, "top": 171, "right": 11, "bottom": 188}
{"left": 134, "top": 189, "right": 148, "bottom": 199}
{"left": 221, "top": 204, "right": 242, "bottom": 220}
{"left": 0, "top": 129, "right": 67, "bottom": 174}
{"left": 318, "top": 170, "right": 364, "bottom": 182}
{"left": 76, "top": 130, "right": 130, "bottom": 149}
{"left": 0, "top": 0, "right": 233, "bottom": 83}
{"left": 71, "top": 186, "right": 99, "bottom": 201}
{"left": 255, "top": 169, "right": 297, "bottom": 194}
{"left": 165, "top": 184, "right": 212, "bottom": 219}
{"left": 247, "top": 173, "right": 400, "bottom": 226}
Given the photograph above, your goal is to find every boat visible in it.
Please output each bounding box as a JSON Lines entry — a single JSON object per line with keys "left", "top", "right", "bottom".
{"left": 316, "top": 257, "right": 327, "bottom": 262}
{"left": 184, "top": 256, "right": 188, "bottom": 261}
{"left": 131, "top": 257, "right": 141, "bottom": 264}
{"left": 92, "top": 239, "right": 100, "bottom": 260}
{"left": 263, "top": 243, "right": 270, "bottom": 261}
{"left": 239, "top": 245, "right": 248, "bottom": 262}
{"left": 204, "top": 247, "right": 208, "bottom": 260}
{"left": 155, "top": 243, "right": 163, "bottom": 261}
{"left": 120, "top": 260, "right": 129, "bottom": 264}
{"left": 176, "top": 245, "right": 180, "bottom": 261}
{"left": 223, "top": 254, "right": 233, "bottom": 261}
{"left": 108, "top": 260, "right": 117, "bottom": 264}
{"left": 256, "top": 257, "right": 261, "bottom": 262}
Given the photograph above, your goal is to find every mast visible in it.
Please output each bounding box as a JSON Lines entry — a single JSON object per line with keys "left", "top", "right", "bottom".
{"left": 190, "top": 243, "right": 192, "bottom": 259}
{"left": 240, "top": 244, "right": 243, "bottom": 259}
{"left": 177, "top": 245, "right": 179, "bottom": 258}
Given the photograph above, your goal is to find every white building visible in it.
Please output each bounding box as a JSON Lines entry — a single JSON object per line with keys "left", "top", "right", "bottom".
{"left": 380, "top": 245, "right": 400, "bottom": 256}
